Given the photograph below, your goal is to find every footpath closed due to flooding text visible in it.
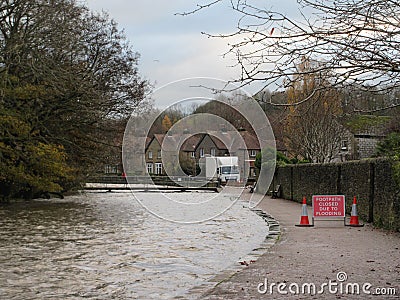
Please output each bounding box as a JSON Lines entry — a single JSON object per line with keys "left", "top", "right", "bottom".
{"left": 313, "top": 195, "right": 345, "bottom": 218}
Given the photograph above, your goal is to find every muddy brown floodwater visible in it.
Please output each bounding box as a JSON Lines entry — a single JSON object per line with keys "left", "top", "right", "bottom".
{"left": 0, "top": 191, "right": 269, "bottom": 299}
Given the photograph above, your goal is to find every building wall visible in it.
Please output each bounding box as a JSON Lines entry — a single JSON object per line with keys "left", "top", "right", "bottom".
{"left": 145, "top": 138, "right": 163, "bottom": 175}
{"left": 237, "top": 149, "right": 259, "bottom": 181}
{"left": 355, "top": 136, "right": 381, "bottom": 159}
{"left": 123, "top": 136, "right": 147, "bottom": 176}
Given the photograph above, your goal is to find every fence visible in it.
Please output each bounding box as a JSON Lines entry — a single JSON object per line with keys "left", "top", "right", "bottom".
{"left": 86, "top": 175, "right": 220, "bottom": 188}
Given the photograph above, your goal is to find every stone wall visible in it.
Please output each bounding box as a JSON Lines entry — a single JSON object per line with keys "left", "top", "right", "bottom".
{"left": 355, "top": 136, "right": 381, "bottom": 159}
{"left": 271, "top": 159, "right": 400, "bottom": 231}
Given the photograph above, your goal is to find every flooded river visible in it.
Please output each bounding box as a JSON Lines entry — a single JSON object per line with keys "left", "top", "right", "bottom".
{"left": 0, "top": 191, "right": 269, "bottom": 299}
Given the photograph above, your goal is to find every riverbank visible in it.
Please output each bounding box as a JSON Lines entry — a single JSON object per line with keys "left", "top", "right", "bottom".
{"left": 200, "top": 194, "right": 400, "bottom": 299}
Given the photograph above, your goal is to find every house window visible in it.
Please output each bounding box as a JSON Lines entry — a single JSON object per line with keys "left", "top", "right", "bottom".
{"left": 148, "top": 151, "right": 153, "bottom": 159}
{"left": 200, "top": 148, "right": 204, "bottom": 157}
{"left": 250, "top": 150, "right": 257, "bottom": 157}
{"left": 157, "top": 150, "right": 161, "bottom": 158}
{"left": 155, "top": 163, "right": 163, "bottom": 175}
{"left": 341, "top": 140, "right": 349, "bottom": 151}
{"left": 211, "top": 148, "right": 216, "bottom": 156}
{"left": 190, "top": 151, "right": 195, "bottom": 158}
{"left": 104, "top": 165, "right": 118, "bottom": 174}
{"left": 146, "top": 163, "right": 153, "bottom": 174}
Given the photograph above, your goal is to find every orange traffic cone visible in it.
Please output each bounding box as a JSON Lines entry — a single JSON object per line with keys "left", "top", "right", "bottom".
{"left": 346, "top": 196, "right": 364, "bottom": 227}
{"left": 295, "top": 197, "right": 314, "bottom": 227}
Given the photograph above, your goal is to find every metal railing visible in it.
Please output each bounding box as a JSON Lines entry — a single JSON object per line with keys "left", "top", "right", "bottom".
{"left": 86, "top": 175, "right": 220, "bottom": 188}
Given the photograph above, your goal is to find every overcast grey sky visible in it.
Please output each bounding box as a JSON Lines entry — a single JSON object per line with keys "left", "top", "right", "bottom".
{"left": 85, "top": 0, "right": 300, "bottom": 94}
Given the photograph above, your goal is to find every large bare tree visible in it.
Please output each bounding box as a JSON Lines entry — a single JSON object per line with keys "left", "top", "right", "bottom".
{"left": 181, "top": 0, "right": 400, "bottom": 109}
{"left": 284, "top": 58, "right": 346, "bottom": 163}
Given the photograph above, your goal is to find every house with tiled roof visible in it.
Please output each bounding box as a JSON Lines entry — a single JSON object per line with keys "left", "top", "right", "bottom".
{"left": 181, "top": 133, "right": 229, "bottom": 160}
{"left": 142, "top": 130, "right": 263, "bottom": 180}
{"left": 236, "top": 131, "right": 261, "bottom": 179}
{"left": 145, "top": 134, "right": 165, "bottom": 175}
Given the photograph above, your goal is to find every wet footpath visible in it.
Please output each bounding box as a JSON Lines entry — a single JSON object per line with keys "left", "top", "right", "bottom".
{"left": 201, "top": 195, "right": 400, "bottom": 299}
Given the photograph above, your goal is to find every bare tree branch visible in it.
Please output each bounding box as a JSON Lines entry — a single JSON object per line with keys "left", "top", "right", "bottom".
{"left": 187, "top": 0, "right": 400, "bottom": 109}
{"left": 174, "top": 0, "right": 222, "bottom": 16}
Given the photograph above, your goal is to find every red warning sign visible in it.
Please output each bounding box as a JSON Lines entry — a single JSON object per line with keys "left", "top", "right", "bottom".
{"left": 312, "top": 195, "right": 345, "bottom": 218}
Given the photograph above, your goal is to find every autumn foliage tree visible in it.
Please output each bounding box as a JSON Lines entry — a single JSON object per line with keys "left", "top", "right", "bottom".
{"left": 0, "top": 108, "right": 73, "bottom": 200}
{"left": 162, "top": 115, "right": 173, "bottom": 132}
